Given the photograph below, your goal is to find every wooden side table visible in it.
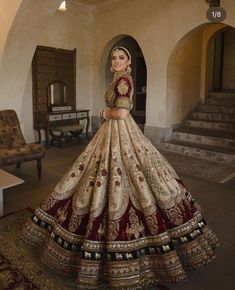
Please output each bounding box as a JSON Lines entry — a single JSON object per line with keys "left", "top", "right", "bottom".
{"left": 34, "top": 109, "right": 90, "bottom": 147}
{"left": 0, "top": 169, "right": 24, "bottom": 216}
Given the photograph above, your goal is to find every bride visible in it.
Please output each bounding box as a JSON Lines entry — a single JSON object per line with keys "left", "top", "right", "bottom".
{"left": 20, "top": 46, "right": 220, "bottom": 290}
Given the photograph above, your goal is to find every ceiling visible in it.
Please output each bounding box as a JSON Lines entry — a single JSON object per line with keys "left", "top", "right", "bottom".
{"left": 77, "top": 0, "right": 110, "bottom": 5}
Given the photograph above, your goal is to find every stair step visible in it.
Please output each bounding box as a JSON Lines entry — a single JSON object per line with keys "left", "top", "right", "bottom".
{"left": 210, "top": 91, "right": 235, "bottom": 98}
{"left": 206, "top": 98, "right": 235, "bottom": 106}
{"left": 173, "top": 127, "right": 235, "bottom": 149}
{"left": 191, "top": 112, "right": 235, "bottom": 122}
{"left": 198, "top": 104, "right": 235, "bottom": 113}
{"left": 185, "top": 119, "right": 235, "bottom": 131}
{"left": 156, "top": 140, "right": 235, "bottom": 164}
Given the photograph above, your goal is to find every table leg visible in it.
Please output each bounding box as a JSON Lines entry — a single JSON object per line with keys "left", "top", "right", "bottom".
{"left": 0, "top": 189, "right": 3, "bottom": 217}
{"left": 85, "top": 116, "right": 90, "bottom": 140}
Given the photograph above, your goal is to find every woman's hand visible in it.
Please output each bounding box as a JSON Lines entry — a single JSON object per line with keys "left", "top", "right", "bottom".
{"left": 102, "top": 108, "right": 129, "bottom": 120}
{"left": 100, "top": 108, "right": 110, "bottom": 123}
{"left": 102, "top": 108, "right": 110, "bottom": 120}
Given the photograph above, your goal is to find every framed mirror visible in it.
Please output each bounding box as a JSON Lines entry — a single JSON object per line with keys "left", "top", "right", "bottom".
{"left": 48, "top": 81, "right": 67, "bottom": 107}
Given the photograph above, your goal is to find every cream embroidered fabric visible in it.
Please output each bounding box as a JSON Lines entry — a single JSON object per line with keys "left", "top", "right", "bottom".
{"left": 20, "top": 71, "right": 220, "bottom": 290}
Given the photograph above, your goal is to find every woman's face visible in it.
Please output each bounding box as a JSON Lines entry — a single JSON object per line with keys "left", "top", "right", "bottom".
{"left": 111, "top": 49, "right": 131, "bottom": 72}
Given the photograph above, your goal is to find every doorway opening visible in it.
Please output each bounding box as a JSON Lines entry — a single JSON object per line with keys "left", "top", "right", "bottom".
{"left": 106, "top": 36, "right": 147, "bottom": 127}
{"left": 207, "top": 26, "right": 235, "bottom": 93}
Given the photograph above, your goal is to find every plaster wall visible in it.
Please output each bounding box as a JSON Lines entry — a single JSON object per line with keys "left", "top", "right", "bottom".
{"left": 0, "top": 0, "right": 22, "bottom": 61}
{"left": 167, "top": 28, "right": 203, "bottom": 126}
{"left": 0, "top": 0, "right": 65, "bottom": 142}
{"left": 0, "top": 0, "right": 93, "bottom": 142}
{"left": 22, "top": 0, "right": 93, "bottom": 142}
{"left": 91, "top": 0, "right": 235, "bottom": 141}
{"left": 39, "top": 1, "right": 94, "bottom": 112}
{"left": 1, "top": 0, "right": 235, "bottom": 143}
{"left": 91, "top": 0, "right": 216, "bottom": 142}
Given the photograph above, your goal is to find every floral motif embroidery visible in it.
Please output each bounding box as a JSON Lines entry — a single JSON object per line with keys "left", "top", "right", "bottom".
{"left": 108, "top": 220, "right": 120, "bottom": 240}
{"left": 79, "top": 164, "right": 84, "bottom": 171}
{"left": 55, "top": 200, "right": 70, "bottom": 224}
{"left": 40, "top": 195, "right": 57, "bottom": 211}
{"left": 146, "top": 214, "right": 159, "bottom": 235}
{"left": 101, "top": 168, "right": 107, "bottom": 176}
{"left": 116, "top": 97, "right": 131, "bottom": 109}
{"left": 166, "top": 206, "right": 184, "bottom": 225}
{"left": 117, "top": 168, "right": 122, "bottom": 175}
{"left": 98, "top": 223, "right": 105, "bottom": 240}
{"left": 69, "top": 213, "right": 82, "bottom": 232}
{"left": 19, "top": 69, "right": 220, "bottom": 290}
{"left": 126, "top": 208, "right": 145, "bottom": 240}
{"left": 116, "top": 78, "right": 129, "bottom": 96}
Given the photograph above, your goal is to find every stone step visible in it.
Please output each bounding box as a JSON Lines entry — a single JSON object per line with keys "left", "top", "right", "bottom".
{"left": 210, "top": 91, "right": 235, "bottom": 98}
{"left": 173, "top": 127, "right": 235, "bottom": 149}
{"left": 156, "top": 140, "right": 235, "bottom": 164}
{"left": 198, "top": 104, "right": 235, "bottom": 114}
{"left": 191, "top": 112, "right": 235, "bottom": 122}
{"left": 185, "top": 119, "right": 235, "bottom": 131}
{"left": 206, "top": 98, "right": 235, "bottom": 106}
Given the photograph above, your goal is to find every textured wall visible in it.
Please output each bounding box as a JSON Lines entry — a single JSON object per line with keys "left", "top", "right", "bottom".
{"left": 167, "top": 28, "right": 203, "bottom": 126}
{"left": 0, "top": 0, "right": 235, "bottom": 142}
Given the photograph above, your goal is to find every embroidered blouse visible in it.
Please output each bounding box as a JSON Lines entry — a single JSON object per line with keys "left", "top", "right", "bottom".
{"left": 105, "top": 71, "right": 134, "bottom": 110}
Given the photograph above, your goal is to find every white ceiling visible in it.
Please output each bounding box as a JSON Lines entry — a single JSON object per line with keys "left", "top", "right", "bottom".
{"left": 77, "top": 0, "right": 110, "bottom": 5}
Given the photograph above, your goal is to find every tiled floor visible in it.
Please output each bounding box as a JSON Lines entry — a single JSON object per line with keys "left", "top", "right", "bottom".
{"left": 2, "top": 142, "right": 235, "bottom": 290}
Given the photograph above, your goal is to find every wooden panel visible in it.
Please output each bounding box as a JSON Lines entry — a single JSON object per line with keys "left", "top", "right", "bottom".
{"left": 32, "top": 45, "right": 76, "bottom": 123}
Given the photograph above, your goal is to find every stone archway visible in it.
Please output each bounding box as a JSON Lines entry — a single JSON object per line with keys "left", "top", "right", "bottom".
{"left": 166, "top": 22, "right": 234, "bottom": 127}
{"left": 166, "top": 24, "right": 206, "bottom": 127}
{"left": 161, "top": 22, "right": 235, "bottom": 164}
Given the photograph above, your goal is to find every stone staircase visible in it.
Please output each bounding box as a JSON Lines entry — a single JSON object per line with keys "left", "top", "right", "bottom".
{"left": 156, "top": 91, "right": 235, "bottom": 164}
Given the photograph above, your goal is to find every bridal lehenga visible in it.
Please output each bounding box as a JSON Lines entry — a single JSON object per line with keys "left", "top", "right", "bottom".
{"left": 20, "top": 71, "right": 220, "bottom": 289}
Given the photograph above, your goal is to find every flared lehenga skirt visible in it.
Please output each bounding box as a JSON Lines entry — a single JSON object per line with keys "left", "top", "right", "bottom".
{"left": 20, "top": 115, "right": 220, "bottom": 289}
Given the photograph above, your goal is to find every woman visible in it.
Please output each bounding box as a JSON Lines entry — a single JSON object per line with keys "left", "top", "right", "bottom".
{"left": 20, "top": 46, "right": 220, "bottom": 289}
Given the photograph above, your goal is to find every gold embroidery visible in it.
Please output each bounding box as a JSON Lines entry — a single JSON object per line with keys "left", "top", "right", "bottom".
{"left": 108, "top": 220, "right": 120, "bottom": 240}
{"left": 19, "top": 69, "right": 221, "bottom": 289}
{"left": 68, "top": 214, "right": 82, "bottom": 233}
{"left": 55, "top": 200, "right": 70, "bottom": 224}
{"left": 126, "top": 208, "right": 145, "bottom": 240}
{"left": 97, "top": 223, "right": 105, "bottom": 240}
{"left": 117, "top": 78, "right": 129, "bottom": 95}
{"left": 105, "top": 73, "right": 133, "bottom": 108}
{"left": 86, "top": 219, "right": 93, "bottom": 238}
{"left": 165, "top": 206, "right": 184, "bottom": 226}
{"left": 40, "top": 195, "right": 57, "bottom": 211}
{"left": 116, "top": 96, "right": 132, "bottom": 109}
{"left": 146, "top": 214, "right": 159, "bottom": 235}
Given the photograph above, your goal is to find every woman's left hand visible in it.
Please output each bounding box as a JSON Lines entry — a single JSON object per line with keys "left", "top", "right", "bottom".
{"left": 102, "top": 108, "right": 110, "bottom": 120}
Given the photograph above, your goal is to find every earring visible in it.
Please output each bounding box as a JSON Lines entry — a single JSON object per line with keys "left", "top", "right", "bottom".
{"left": 110, "top": 67, "right": 115, "bottom": 72}
{"left": 126, "top": 65, "right": 132, "bottom": 73}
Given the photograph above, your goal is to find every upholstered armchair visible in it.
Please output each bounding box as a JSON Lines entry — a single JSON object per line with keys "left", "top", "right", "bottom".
{"left": 0, "top": 110, "right": 45, "bottom": 179}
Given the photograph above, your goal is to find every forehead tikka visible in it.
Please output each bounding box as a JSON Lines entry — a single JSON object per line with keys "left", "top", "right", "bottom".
{"left": 111, "top": 46, "right": 131, "bottom": 61}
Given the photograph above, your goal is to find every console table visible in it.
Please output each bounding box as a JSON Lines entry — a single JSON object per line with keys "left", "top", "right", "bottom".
{"left": 0, "top": 169, "right": 24, "bottom": 216}
{"left": 34, "top": 109, "right": 90, "bottom": 147}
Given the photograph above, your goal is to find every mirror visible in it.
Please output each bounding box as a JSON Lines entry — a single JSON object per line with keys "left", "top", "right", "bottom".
{"left": 48, "top": 81, "right": 67, "bottom": 107}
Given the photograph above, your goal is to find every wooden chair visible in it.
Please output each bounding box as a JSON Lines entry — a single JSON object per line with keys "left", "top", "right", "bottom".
{"left": 0, "top": 110, "right": 45, "bottom": 179}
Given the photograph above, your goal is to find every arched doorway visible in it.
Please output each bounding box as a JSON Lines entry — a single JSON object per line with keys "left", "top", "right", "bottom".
{"left": 162, "top": 23, "right": 235, "bottom": 164}
{"left": 106, "top": 36, "right": 147, "bottom": 129}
